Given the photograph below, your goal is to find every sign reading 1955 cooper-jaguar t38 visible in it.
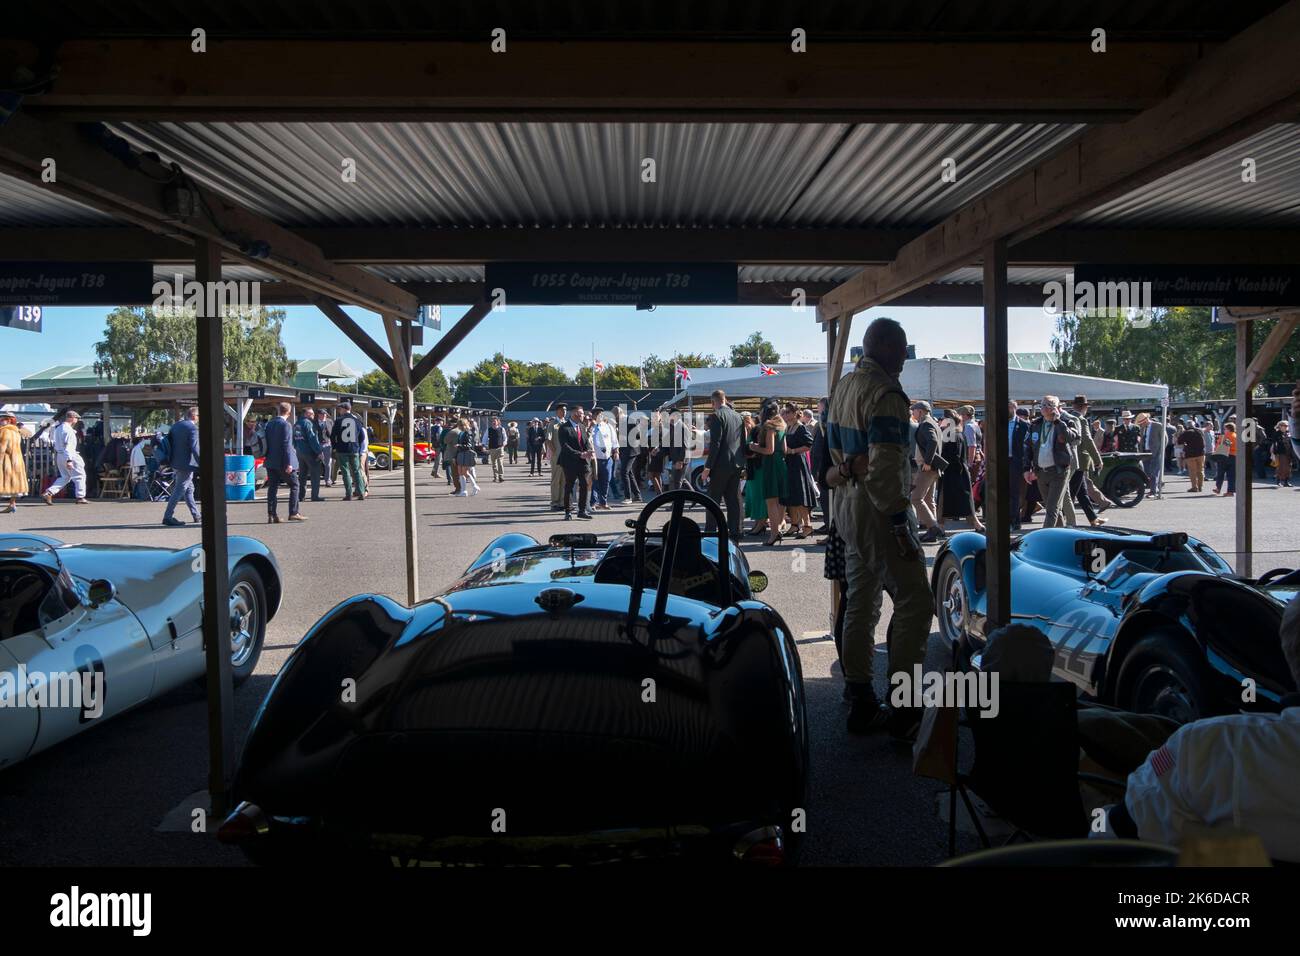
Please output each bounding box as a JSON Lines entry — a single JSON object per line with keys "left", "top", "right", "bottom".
{"left": 485, "top": 262, "right": 738, "bottom": 306}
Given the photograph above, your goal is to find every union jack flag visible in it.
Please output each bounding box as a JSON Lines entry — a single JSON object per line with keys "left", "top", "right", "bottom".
{"left": 675, "top": 365, "right": 691, "bottom": 383}
{"left": 759, "top": 363, "right": 779, "bottom": 376}
{"left": 594, "top": 359, "right": 605, "bottom": 373}
{"left": 501, "top": 361, "right": 510, "bottom": 372}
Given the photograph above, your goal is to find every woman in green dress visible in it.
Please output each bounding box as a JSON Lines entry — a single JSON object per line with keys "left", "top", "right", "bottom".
{"left": 742, "top": 412, "right": 768, "bottom": 534}
{"left": 747, "top": 401, "right": 789, "bottom": 545}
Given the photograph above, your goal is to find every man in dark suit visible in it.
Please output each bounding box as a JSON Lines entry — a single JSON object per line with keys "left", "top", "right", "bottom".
{"left": 557, "top": 405, "right": 592, "bottom": 520}
{"left": 699, "top": 389, "right": 745, "bottom": 536}
{"left": 161, "top": 406, "right": 200, "bottom": 527}
{"left": 264, "top": 401, "right": 306, "bottom": 523}
{"left": 1008, "top": 402, "right": 1030, "bottom": 530}
{"left": 294, "top": 406, "right": 324, "bottom": 502}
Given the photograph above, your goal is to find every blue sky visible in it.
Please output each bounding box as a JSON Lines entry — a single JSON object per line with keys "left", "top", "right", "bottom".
{"left": 1, "top": 303, "right": 1059, "bottom": 386}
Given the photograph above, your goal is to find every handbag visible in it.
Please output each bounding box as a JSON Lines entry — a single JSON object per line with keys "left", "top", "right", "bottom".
{"left": 912, "top": 703, "right": 959, "bottom": 784}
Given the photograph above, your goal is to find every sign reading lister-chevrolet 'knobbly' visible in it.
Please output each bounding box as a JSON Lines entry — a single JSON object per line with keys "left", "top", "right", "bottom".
{"left": 485, "top": 262, "right": 737, "bottom": 305}
{"left": 0, "top": 261, "right": 154, "bottom": 306}
{"left": 1072, "top": 264, "right": 1300, "bottom": 307}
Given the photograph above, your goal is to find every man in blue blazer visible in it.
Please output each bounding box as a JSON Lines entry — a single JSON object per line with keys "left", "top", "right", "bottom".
{"left": 264, "top": 402, "right": 305, "bottom": 523}
{"left": 161, "top": 407, "right": 201, "bottom": 527}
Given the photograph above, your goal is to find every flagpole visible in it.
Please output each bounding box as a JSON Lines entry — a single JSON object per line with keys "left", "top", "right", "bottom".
{"left": 591, "top": 342, "right": 597, "bottom": 408}
{"left": 501, "top": 347, "right": 506, "bottom": 411}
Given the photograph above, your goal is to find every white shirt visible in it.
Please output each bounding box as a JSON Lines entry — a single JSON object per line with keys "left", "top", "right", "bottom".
{"left": 129, "top": 439, "right": 148, "bottom": 472}
{"left": 591, "top": 421, "right": 616, "bottom": 459}
{"left": 1125, "top": 706, "right": 1300, "bottom": 863}
{"left": 1037, "top": 420, "right": 1056, "bottom": 469}
{"left": 52, "top": 421, "right": 79, "bottom": 458}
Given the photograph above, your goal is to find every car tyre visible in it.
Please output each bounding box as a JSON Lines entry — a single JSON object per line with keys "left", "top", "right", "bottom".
{"left": 1103, "top": 466, "right": 1146, "bottom": 508}
{"left": 228, "top": 563, "right": 268, "bottom": 685}
{"left": 689, "top": 465, "right": 708, "bottom": 492}
{"left": 934, "top": 553, "right": 970, "bottom": 653}
{"left": 374, "top": 452, "right": 391, "bottom": 470}
{"left": 1114, "top": 630, "right": 1211, "bottom": 723}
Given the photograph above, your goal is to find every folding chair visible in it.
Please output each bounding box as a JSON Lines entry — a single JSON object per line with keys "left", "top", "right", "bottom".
{"left": 97, "top": 465, "right": 129, "bottom": 499}
{"left": 149, "top": 464, "right": 175, "bottom": 502}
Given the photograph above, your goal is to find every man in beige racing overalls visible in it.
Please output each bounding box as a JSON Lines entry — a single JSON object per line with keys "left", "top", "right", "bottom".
{"left": 826, "top": 318, "right": 934, "bottom": 738}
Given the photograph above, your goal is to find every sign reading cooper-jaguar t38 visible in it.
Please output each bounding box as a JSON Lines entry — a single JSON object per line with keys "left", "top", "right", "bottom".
{"left": 0, "top": 262, "right": 154, "bottom": 306}
{"left": 485, "top": 262, "right": 737, "bottom": 306}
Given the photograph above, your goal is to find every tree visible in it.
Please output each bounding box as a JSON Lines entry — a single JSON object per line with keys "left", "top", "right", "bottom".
{"left": 450, "top": 353, "right": 570, "bottom": 404}
{"left": 729, "top": 331, "right": 780, "bottom": 367}
{"left": 574, "top": 363, "right": 643, "bottom": 389}
{"left": 1051, "top": 306, "right": 1300, "bottom": 401}
{"left": 352, "top": 356, "right": 451, "bottom": 404}
{"left": 93, "top": 306, "right": 297, "bottom": 385}
{"left": 641, "top": 352, "right": 722, "bottom": 388}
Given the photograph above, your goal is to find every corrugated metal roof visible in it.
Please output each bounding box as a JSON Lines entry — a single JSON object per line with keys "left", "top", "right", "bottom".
{"left": 939, "top": 266, "right": 1065, "bottom": 285}
{"left": 782, "top": 123, "right": 1084, "bottom": 226}
{"left": 1073, "top": 124, "right": 1300, "bottom": 228}
{"left": 113, "top": 120, "right": 1081, "bottom": 229}
{"left": 0, "top": 177, "right": 117, "bottom": 226}
{"left": 115, "top": 122, "right": 850, "bottom": 227}
{"left": 6, "top": 115, "right": 1294, "bottom": 290}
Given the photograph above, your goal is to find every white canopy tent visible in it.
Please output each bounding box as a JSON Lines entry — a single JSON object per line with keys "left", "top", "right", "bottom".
{"left": 665, "top": 358, "right": 1169, "bottom": 409}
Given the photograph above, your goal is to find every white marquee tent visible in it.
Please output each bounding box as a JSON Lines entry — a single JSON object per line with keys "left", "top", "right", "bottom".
{"left": 665, "top": 358, "right": 1169, "bottom": 410}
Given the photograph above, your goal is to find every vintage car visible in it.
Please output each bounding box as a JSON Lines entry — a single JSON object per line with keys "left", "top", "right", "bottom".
{"left": 1096, "top": 451, "right": 1151, "bottom": 508}
{"left": 367, "top": 442, "right": 404, "bottom": 470}
{"left": 933, "top": 526, "right": 1298, "bottom": 722}
{"left": 368, "top": 441, "right": 435, "bottom": 469}
{"left": 0, "top": 533, "right": 281, "bottom": 769}
{"left": 220, "top": 491, "right": 808, "bottom": 866}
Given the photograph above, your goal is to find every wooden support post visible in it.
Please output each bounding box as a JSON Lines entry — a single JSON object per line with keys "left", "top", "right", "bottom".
{"left": 195, "top": 238, "right": 234, "bottom": 817}
{"left": 982, "top": 241, "right": 1011, "bottom": 630}
{"left": 399, "top": 320, "right": 419, "bottom": 606}
{"left": 1236, "top": 320, "right": 1254, "bottom": 577}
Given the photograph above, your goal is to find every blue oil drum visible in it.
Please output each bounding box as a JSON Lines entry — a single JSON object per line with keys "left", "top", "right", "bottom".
{"left": 224, "top": 455, "right": 256, "bottom": 501}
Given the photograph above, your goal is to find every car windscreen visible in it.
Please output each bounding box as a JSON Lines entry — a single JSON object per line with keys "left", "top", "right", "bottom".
{"left": 1114, "top": 549, "right": 1208, "bottom": 574}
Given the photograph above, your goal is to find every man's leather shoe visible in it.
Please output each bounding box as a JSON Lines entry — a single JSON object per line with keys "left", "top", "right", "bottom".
{"left": 576, "top": 511, "right": 593, "bottom": 520}
{"left": 162, "top": 517, "right": 185, "bottom": 527}
{"left": 846, "top": 684, "right": 890, "bottom": 734}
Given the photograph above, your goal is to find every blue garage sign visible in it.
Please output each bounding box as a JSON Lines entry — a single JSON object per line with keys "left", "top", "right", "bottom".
{"left": 0, "top": 304, "right": 42, "bottom": 332}
{"left": 485, "top": 262, "right": 737, "bottom": 306}
{"left": 1073, "top": 264, "right": 1300, "bottom": 307}
{"left": 0, "top": 261, "right": 154, "bottom": 306}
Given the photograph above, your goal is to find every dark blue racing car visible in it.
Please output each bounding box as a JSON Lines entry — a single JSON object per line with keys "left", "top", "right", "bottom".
{"left": 220, "top": 491, "right": 808, "bottom": 866}
{"left": 932, "top": 526, "right": 1298, "bottom": 722}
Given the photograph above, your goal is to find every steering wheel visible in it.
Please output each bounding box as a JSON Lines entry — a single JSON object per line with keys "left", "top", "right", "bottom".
{"left": 625, "top": 489, "right": 733, "bottom": 632}
{"left": 1257, "top": 566, "right": 1300, "bottom": 587}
